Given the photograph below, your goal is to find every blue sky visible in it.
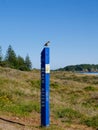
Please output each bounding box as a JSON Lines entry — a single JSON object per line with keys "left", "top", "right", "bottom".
{"left": 0, "top": 0, "right": 98, "bottom": 69}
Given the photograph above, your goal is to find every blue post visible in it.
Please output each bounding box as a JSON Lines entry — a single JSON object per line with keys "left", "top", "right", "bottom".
{"left": 41, "top": 46, "right": 50, "bottom": 126}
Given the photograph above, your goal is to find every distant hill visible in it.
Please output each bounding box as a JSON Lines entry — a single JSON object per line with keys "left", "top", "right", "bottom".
{"left": 57, "top": 64, "right": 98, "bottom": 72}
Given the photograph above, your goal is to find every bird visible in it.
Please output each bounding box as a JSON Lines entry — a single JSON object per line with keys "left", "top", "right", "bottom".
{"left": 44, "top": 41, "right": 50, "bottom": 46}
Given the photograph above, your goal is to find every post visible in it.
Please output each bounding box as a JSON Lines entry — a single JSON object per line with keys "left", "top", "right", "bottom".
{"left": 41, "top": 46, "right": 50, "bottom": 126}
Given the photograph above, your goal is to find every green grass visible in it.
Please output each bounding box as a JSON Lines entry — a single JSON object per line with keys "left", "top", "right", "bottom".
{"left": 50, "top": 82, "right": 60, "bottom": 89}
{"left": 83, "top": 115, "right": 98, "bottom": 129}
{"left": 4, "top": 102, "right": 39, "bottom": 116}
{"left": 84, "top": 86, "right": 97, "bottom": 91}
{"left": 0, "top": 94, "right": 40, "bottom": 116}
{"left": 30, "top": 80, "right": 40, "bottom": 89}
{"left": 38, "top": 125, "right": 64, "bottom": 130}
{"left": 55, "top": 107, "right": 83, "bottom": 123}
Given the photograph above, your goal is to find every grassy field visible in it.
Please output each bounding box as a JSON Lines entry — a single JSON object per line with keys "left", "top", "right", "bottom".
{"left": 0, "top": 66, "right": 98, "bottom": 130}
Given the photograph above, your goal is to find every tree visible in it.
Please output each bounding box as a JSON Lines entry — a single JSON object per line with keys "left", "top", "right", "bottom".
{"left": 0, "top": 46, "right": 3, "bottom": 62}
{"left": 25, "top": 54, "right": 32, "bottom": 70}
{"left": 17, "top": 55, "right": 25, "bottom": 66}
{"left": 5, "top": 45, "right": 17, "bottom": 68}
{"left": 0, "top": 45, "right": 32, "bottom": 71}
{"left": 17, "top": 55, "right": 26, "bottom": 71}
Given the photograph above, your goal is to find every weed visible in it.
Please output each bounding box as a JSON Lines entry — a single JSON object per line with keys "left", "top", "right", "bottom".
{"left": 30, "top": 80, "right": 40, "bottom": 88}
{"left": 83, "top": 115, "right": 98, "bottom": 129}
{"left": 51, "top": 82, "right": 59, "bottom": 88}
{"left": 55, "top": 108, "right": 82, "bottom": 123}
{"left": 0, "top": 101, "right": 40, "bottom": 116}
{"left": 82, "top": 96, "right": 98, "bottom": 108}
{"left": 84, "top": 86, "right": 96, "bottom": 91}
{"left": 40, "top": 125, "right": 63, "bottom": 130}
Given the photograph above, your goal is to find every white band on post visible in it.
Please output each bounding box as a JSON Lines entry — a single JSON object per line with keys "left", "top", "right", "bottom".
{"left": 45, "top": 64, "right": 50, "bottom": 73}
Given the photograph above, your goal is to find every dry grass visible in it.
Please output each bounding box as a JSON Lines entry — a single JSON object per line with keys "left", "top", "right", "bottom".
{"left": 0, "top": 67, "right": 98, "bottom": 130}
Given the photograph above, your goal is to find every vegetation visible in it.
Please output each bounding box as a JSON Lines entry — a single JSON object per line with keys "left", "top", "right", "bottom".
{"left": 0, "top": 45, "right": 32, "bottom": 71}
{"left": 58, "top": 64, "right": 98, "bottom": 72}
{"left": 0, "top": 67, "right": 98, "bottom": 130}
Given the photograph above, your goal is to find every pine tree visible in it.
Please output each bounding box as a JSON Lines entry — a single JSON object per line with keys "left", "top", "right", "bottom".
{"left": 17, "top": 55, "right": 25, "bottom": 66}
{"left": 25, "top": 54, "right": 32, "bottom": 70}
{"left": 17, "top": 55, "right": 26, "bottom": 70}
{"left": 5, "top": 45, "right": 17, "bottom": 68}
{"left": 0, "top": 46, "right": 3, "bottom": 62}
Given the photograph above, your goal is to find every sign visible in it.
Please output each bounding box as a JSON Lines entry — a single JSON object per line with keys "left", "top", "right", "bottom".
{"left": 41, "top": 47, "right": 50, "bottom": 126}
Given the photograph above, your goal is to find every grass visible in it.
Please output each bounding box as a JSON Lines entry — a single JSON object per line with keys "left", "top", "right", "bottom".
{"left": 83, "top": 115, "right": 98, "bottom": 128}
{"left": 0, "top": 67, "right": 98, "bottom": 129}
{"left": 84, "top": 86, "right": 97, "bottom": 91}
{"left": 55, "top": 107, "right": 83, "bottom": 123}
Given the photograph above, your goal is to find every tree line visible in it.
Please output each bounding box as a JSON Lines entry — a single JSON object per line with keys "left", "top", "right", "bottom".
{"left": 0, "top": 45, "right": 32, "bottom": 71}
{"left": 58, "top": 64, "right": 98, "bottom": 72}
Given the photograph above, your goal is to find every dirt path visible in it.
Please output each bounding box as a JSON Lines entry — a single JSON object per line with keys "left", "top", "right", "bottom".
{"left": 0, "top": 119, "right": 23, "bottom": 130}
{"left": 0, "top": 116, "right": 95, "bottom": 130}
{"left": 0, "top": 115, "right": 40, "bottom": 130}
